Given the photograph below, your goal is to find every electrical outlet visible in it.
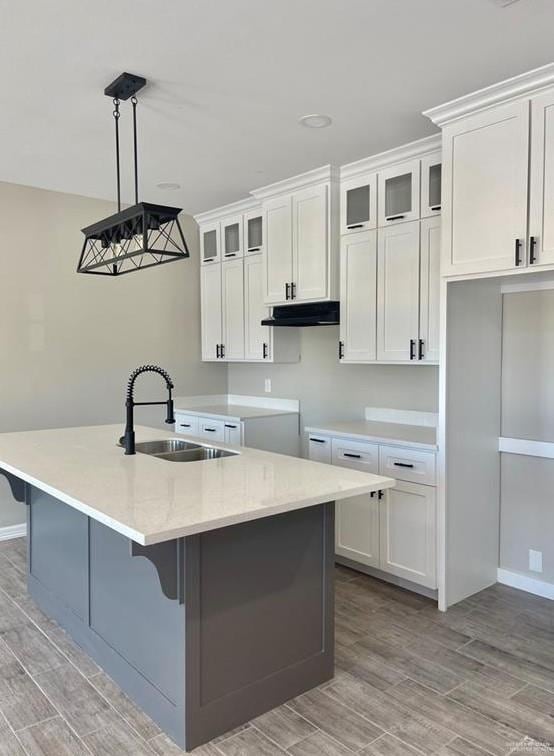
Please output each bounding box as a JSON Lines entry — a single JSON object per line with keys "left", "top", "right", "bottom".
{"left": 264, "top": 378, "right": 271, "bottom": 393}
{"left": 529, "top": 549, "right": 543, "bottom": 573}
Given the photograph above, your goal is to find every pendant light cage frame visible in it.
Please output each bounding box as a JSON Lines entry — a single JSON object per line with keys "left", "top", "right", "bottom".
{"left": 78, "top": 72, "right": 190, "bottom": 276}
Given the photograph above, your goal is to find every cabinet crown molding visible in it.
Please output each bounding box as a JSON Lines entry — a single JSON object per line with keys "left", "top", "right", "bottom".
{"left": 251, "top": 164, "right": 339, "bottom": 200}
{"left": 194, "top": 196, "right": 261, "bottom": 226}
{"left": 423, "top": 62, "right": 554, "bottom": 127}
{"left": 340, "top": 134, "right": 441, "bottom": 181}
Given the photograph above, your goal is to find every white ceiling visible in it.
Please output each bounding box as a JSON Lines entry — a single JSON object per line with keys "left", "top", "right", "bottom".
{"left": 1, "top": 0, "right": 554, "bottom": 215}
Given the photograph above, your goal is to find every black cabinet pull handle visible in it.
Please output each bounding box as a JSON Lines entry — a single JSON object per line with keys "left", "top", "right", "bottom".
{"left": 285, "top": 282, "right": 290, "bottom": 300}
{"left": 204, "top": 256, "right": 216, "bottom": 263}
{"left": 530, "top": 236, "right": 538, "bottom": 265}
{"left": 347, "top": 223, "right": 364, "bottom": 229}
{"left": 248, "top": 246, "right": 261, "bottom": 252}
{"left": 180, "top": 423, "right": 191, "bottom": 428}
{"left": 418, "top": 339, "right": 424, "bottom": 361}
{"left": 338, "top": 340, "right": 344, "bottom": 360}
{"left": 291, "top": 282, "right": 296, "bottom": 300}
{"left": 310, "top": 438, "right": 326, "bottom": 444}
{"left": 225, "top": 424, "right": 237, "bottom": 429}
{"left": 204, "top": 428, "right": 216, "bottom": 432}
{"left": 343, "top": 453, "right": 362, "bottom": 459}
{"left": 430, "top": 205, "right": 441, "bottom": 211}
{"left": 386, "top": 214, "right": 405, "bottom": 221}
{"left": 216, "top": 344, "right": 220, "bottom": 359}
{"left": 515, "top": 238, "right": 522, "bottom": 267}
{"left": 220, "top": 344, "right": 225, "bottom": 358}
{"left": 370, "top": 491, "right": 376, "bottom": 498}
{"left": 262, "top": 342, "right": 268, "bottom": 359}
{"left": 224, "top": 252, "right": 236, "bottom": 257}
{"left": 410, "top": 339, "right": 416, "bottom": 360}
{"left": 394, "top": 462, "right": 415, "bottom": 468}
{"left": 378, "top": 490, "right": 384, "bottom": 500}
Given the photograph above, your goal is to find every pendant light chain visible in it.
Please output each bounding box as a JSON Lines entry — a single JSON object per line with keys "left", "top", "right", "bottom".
{"left": 132, "top": 96, "right": 139, "bottom": 205}
{"left": 113, "top": 98, "right": 121, "bottom": 212}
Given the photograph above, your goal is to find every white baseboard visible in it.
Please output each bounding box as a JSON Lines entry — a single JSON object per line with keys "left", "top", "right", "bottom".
{"left": 497, "top": 568, "right": 554, "bottom": 600}
{"left": 0, "top": 523, "right": 27, "bottom": 542}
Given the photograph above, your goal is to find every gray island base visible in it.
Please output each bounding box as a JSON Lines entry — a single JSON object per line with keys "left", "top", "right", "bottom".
{"left": 25, "top": 486, "right": 335, "bottom": 751}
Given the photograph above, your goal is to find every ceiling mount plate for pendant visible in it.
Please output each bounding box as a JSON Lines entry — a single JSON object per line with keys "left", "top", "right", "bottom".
{"left": 104, "top": 72, "right": 146, "bottom": 100}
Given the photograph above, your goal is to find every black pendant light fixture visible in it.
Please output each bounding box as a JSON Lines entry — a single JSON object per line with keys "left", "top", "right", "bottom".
{"left": 77, "top": 72, "right": 190, "bottom": 276}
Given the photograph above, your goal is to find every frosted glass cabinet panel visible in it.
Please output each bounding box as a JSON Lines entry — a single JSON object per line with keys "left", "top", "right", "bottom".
{"left": 421, "top": 152, "right": 442, "bottom": 217}
{"left": 200, "top": 223, "right": 221, "bottom": 265}
{"left": 340, "top": 174, "right": 377, "bottom": 234}
{"left": 222, "top": 215, "right": 243, "bottom": 259}
{"left": 378, "top": 159, "right": 420, "bottom": 226}
{"left": 245, "top": 209, "right": 264, "bottom": 254}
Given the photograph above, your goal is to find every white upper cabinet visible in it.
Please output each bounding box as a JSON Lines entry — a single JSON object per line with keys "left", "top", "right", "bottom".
{"left": 340, "top": 174, "right": 377, "bottom": 234}
{"left": 293, "top": 184, "right": 329, "bottom": 302}
{"left": 339, "top": 230, "right": 377, "bottom": 362}
{"left": 263, "top": 194, "right": 294, "bottom": 305}
{"left": 200, "top": 263, "right": 222, "bottom": 361}
{"left": 419, "top": 216, "right": 441, "bottom": 363}
{"left": 420, "top": 151, "right": 442, "bottom": 218}
{"left": 378, "top": 159, "right": 420, "bottom": 226}
{"left": 221, "top": 258, "right": 245, "bottom": 360}
{"left": 440, "top": 100, "right": 529, "bottom": 277}
{"left": 377, "top": 220, "right": 421, "bottom": 362}
{"left": 244, "top": 254, "right": 271, "bottom": 361}
{"left": 245, "top": 208, "right": 264, "bottom": 256}
{"left": 200, "top": 222, "right": 221, "bottom": 265}
{"left": 529, "top": 89, "right": 554, "bottom": 268}
{"left": 221, "top": 214, "right": 243, "bottom": 260}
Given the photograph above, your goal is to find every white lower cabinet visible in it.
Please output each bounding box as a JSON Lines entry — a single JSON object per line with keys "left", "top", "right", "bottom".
{"left": 223, "top": 422, "right": 243, "bottom": 445}
{"left": 198, "top": 418, "right": 225, "bottom": 442}
{"left": 174, "top": 414, "right": 200, "bottom": 437}
{"left": 308, "top": 433, "right": 437, "bottom": 590}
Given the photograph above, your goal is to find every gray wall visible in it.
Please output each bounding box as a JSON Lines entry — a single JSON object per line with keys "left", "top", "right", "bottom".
{"left": 500, "top": 291, "right": 554, "bottom": 584}
{"left": 0, "top": 182, "right": 226, "bottom": 529}
{"left": 228, "top": 326, "right": 439, "bottom": 453}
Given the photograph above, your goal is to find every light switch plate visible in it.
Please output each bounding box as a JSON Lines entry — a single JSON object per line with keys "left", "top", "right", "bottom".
{"left": 529, "top": 549, "right": 543, "bottom": 573}
{"left": 264, "top": 378, "right": 271, "bottom": 393}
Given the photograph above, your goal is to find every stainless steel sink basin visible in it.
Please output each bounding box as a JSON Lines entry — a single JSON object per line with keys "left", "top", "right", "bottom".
{"left": 131, "top": 438, "right": 239, "bottom": 462}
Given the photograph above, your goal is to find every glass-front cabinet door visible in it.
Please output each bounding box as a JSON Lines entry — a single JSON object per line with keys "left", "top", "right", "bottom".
{"left": 340, "top": 173, "right": 377, "bottom": 234}
{"left": 221, "top": 214, "right": 243, "bottom": 259}
{"left": 421, "top": 152, "right": 442, "bottom": 218}
{"left": 378, "top": 159, "right": 420, "bottom": 226}
{"left": 245, "top": 208, "right": 264, "bottom": 255}
{"left": 200, "top": 222, "right": 221, "bottom": 265}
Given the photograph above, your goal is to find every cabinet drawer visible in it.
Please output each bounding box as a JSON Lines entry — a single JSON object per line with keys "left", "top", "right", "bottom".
{"left": 331, "top": 438, "right": 379, "bottom": 473}
{"left": 174, "top": 414, "right": 200, "bottom": 437}
{"left": 379, "top": 445, "right": 436, "bottom": 485}
{"left": 198, "top": 418, "right": 225, "bottom": 442}
{"left": 308, "top": 435, "right": 332, "bottom": 464}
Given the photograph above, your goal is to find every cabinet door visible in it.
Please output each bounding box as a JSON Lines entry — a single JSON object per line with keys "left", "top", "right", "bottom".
{"left": 200, "top": 263, "right": 222, "bottom": 361}
{"left": 264, "top": 195, "right": 293, "bottom": 305}
{"left": 221, "top": 258, "right": 245, "bottom": 360}
{"left": 340, "top": 174, "right": 377, "bottom": 234}
{"left": 174, "top": 413, "right": 200, "bottom": 437}
{"left": 340, "top": 230, "right": 377, "bottom": 362}
{"left": 224, "top": 422, "right": 242, "bottom": 445}
{"left": 421, "top": 152, "right": 442, "bottom": 218}
{"left": 442, "top": 100, "right": 529, "bottom": 276}
{"left": 379, "top": 481, "right": 437, "bottom": 589}
{"left": 245, "top": 208, "right": 264, "bottom": 255}
{"left": 529, "top": 90, "right": 554, "bottom": 268}
{"left": 307, "top": 435, "right": 332, "bottom": 464}
{"left": 293, "top": 184, "right": 329, "bottom": 302}
{"left": 200, "top": 222, "right": 221, "bottom": 265}
{"left": 419, "top": 216, "right": 441, "bottom": 363}
{"left": 244, "top": 254, "right": 271, "bottom": 361}
{"left": 221, "top": 214, "right": 243, "bottom": 260}
{"left": 377, "top": 220, "right": 420, "bottom": 362}
{"left": 378, "top": 159, "right": 420, "bottom": 226}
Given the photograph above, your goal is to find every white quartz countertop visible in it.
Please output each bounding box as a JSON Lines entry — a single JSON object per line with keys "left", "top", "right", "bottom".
{"left": 0, "top": 424, "right": 394, "bottom": 545}
{"left": 306, "top": 420, "right": 438, "bottom": 451}
{"left": 174, "top": 402, "right": 297, "bottom": 420}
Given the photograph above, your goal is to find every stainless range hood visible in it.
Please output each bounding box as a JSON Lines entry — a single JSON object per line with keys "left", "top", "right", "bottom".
{"left": 261, "top": 301, "right": 340, "bottom": 327}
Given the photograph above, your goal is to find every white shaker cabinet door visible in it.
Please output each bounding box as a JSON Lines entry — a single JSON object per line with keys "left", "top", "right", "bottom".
{"left": 244, "top": 254, "right": 271, "bottom": 361}
{"left": 263, "top": 195, "right": 293, "bottom": 305}
{"left": 419, "top": 216, "right": 441, "bottom": 363}
{"left": 221, "top": 258, "right": 245, "bottom": 360}
{"left": 340, "top": 230, "right": 377, "bottom": 362}
{"left": 223, "top": 422, "right": 243, "bottom": 445}
{"left": 421, "top": 152, "right": 442, "bottom": 218}
{"left": 529, "top": 90, "right": 554, "bottom": 268}
{"left": 200, "top": 263, "right": 222, "bottom": 361}
{"left": 292, "top": 183, "right": 329, "bottom": 302}
{"left": 379, "top": 481, "right": 437, "bottom": 589}
{"left": 442, "top": 99, "right": 529, "bottom": 276}
{"left": 377, "top": 220, "right": 420, "bottom": 362}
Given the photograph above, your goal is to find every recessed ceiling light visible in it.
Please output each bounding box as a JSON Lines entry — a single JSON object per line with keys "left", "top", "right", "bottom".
{"left": 156, "top": 181, "right": 181, "bottom": 190}
{"left": 299, "top": 114, "right": 332, "bottom": 129}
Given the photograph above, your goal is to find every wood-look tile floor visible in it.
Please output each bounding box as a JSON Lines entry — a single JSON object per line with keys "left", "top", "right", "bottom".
{"left": 0, "top": 540, "right": 553, "bottom": 755}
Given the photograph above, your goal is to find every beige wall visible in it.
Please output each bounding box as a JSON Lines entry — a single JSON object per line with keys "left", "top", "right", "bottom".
{"left": 228, "top": 326, "right": 439, "bottom": 453}
{"left": 0, "top": 182, "right": 226, "bottom": 528}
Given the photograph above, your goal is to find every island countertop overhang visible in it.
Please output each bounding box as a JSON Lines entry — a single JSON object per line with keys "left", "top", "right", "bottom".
{"left": 0, "top": 424, "right": 395, "bottom": 545}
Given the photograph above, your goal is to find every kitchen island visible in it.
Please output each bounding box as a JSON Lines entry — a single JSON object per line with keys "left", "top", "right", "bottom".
{"left": 0, "top": 424, "right": 394, "bottom": 751}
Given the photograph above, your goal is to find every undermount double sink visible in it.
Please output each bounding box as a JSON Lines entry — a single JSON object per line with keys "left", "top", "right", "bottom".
{"left": 133, "top": 438, "right": 239, "bottom": 463}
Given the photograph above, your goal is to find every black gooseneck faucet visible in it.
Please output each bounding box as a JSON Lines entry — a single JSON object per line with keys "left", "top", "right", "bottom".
{"left": 121, "top": 365, "right": 175, "bottom": 455}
